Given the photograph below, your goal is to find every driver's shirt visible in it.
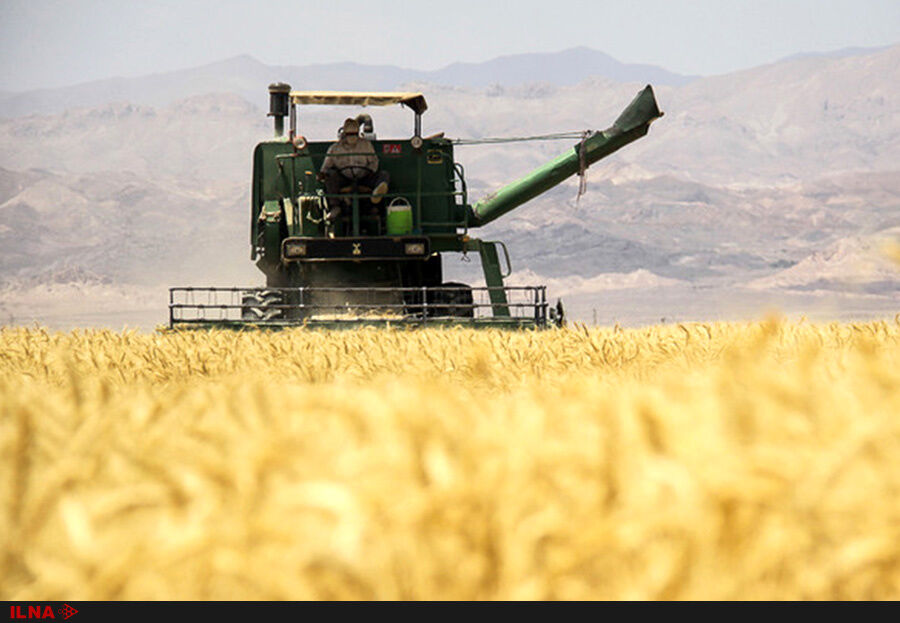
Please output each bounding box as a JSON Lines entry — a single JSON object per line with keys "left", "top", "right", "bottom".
{"left": 321, "top": 138, "right": 379, "bottom": 180}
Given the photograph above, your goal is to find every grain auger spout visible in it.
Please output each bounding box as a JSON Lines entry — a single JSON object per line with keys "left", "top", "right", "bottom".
{"left": 468, "top": 85, "right": 663, "bottom": 227}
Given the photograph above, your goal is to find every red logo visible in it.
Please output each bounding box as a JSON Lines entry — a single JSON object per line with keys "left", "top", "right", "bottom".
{"left": 9, "top": 605, "right": 77, "bottom": 620}
{"left": 382, "top": 143, "right": 402, "bottom": 155}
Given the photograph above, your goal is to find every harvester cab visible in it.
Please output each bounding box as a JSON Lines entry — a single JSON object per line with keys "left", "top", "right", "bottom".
{"left": 169, "top": 83, "right": 662, "bottom": 329}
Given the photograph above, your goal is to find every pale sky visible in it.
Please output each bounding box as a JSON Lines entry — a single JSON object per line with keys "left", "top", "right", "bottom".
{"left": 1, "top": 0, "right": 898, "bottom": 91}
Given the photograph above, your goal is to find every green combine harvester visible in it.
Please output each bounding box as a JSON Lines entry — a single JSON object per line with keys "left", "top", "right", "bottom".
{"left": 169, "top": 83, "right": 662, "bottom": 329}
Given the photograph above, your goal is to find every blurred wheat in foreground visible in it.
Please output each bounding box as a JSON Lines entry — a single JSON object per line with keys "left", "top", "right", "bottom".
{"left": 1, "top": 319, "right": 900, "bottom": 600}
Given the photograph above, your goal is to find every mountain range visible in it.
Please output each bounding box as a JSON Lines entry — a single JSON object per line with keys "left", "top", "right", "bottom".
{"left": 0, "top": 44, "right": 898, "bottom": 328}
{"left": 0, "top": 47, "right": 695, "bottom": 119}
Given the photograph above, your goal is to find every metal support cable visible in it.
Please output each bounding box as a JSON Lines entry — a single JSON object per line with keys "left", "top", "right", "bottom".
{"left": 451, "top": 130, "right": 590, "bottom": 146}
{"left": 454, "top": 129, "right": 597, "bottom": 203}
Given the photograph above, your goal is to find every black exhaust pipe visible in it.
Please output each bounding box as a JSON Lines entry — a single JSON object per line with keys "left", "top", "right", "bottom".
{"left": 267, "top": 82, "right": 291, "bottom": 137}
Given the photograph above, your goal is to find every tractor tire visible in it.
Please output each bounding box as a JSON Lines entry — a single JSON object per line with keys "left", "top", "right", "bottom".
{"left": 437, "top": 282, "right": 474, "bottom": 318}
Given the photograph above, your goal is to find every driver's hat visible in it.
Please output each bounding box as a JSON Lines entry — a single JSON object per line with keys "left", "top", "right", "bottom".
{"left": 342, "top": 118, "right": 360, "bottom": 135}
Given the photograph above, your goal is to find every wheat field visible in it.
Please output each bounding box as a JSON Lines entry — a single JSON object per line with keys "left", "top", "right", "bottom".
{"left": 1, "top": 318, "right": 899, "bottom": 600}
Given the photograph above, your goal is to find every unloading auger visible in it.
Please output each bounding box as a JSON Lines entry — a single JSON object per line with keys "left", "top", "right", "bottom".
{"left": 169, "top": 84, "right": 662, "bottom": 329}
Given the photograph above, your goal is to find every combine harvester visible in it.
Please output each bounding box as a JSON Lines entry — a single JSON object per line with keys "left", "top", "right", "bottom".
{"left": 169, "top": 83, "right": 662, "bottom": 329}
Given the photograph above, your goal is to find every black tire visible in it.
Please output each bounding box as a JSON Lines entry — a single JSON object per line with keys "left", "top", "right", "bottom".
{"left": 434, "top": 282, "right": 474, "bottom": 318}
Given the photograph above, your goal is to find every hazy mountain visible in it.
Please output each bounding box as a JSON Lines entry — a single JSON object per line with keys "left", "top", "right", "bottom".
{"left": 0, "top": 48, "right": 695, "bottom": 118}
{"left": 427, "top": 47, "right": 696, "bottom": 88}
{"left": 0, "top": 95, "right": 267, "bottom": 182}
{"left": 777, "top": 45, "right": 891, "bottom": 63}
{"left": 747, "top": 229, "right": 900, "bottom": 293}
{"left": 0, "top": 167, "right": 255, "bottom": 287}
{"left": 4, "top": 44, "right": 897, "bottom": 188}
{"left": 1, "top": 44, "right": 898, "bottom": 327}
{"left": 624, "top": 44, "right": 900, "bottom": 185}
{"left": 0, "top": 55, "right": 273, "bottom": 120}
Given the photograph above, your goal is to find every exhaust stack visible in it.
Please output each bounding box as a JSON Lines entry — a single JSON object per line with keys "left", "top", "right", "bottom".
{"left": 267, "top": 83, "right": 291, "bottom": 137}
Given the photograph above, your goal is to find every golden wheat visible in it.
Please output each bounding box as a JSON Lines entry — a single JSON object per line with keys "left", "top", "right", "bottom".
{"left": 1, "top": 318, "right": 900, "bottom": 600}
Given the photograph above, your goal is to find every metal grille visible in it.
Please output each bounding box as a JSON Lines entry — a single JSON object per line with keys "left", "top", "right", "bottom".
{"left": 169, "top": 286, "right": 550, "bottom": 329}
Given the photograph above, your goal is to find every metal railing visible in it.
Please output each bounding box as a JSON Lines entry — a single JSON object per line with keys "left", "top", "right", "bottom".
{"left": 308, "top": 186, "right": 468, "bottom": 235}
{"left": 169, "top": 286, "right": 549, "bottom": 329}
{"left": 283, "top": 150, "right": 470, "bottom": 234}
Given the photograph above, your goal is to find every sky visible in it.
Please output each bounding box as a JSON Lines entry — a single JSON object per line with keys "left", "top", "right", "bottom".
{"left": 0, "top": 0, "right": 898, "bottom": 92}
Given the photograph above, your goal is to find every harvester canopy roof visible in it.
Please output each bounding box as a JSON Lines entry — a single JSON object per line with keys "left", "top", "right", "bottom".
{"left": 289, "top": 91, "right": 428, "bottom": 114}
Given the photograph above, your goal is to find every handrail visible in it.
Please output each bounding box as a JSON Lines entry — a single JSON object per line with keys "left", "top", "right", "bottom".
{"left": 168, "top": 286, "right": 550, "bottom": 328}
{"left": 283, "top": 148, "right": 469, "bottom": 230}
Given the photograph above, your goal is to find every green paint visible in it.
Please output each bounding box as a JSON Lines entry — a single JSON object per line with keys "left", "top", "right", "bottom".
{"left": 471, "top": 85, "right": 662, "bottom": 226}
{"left": 242, "top": 85, "right": 661, "bottom": 324}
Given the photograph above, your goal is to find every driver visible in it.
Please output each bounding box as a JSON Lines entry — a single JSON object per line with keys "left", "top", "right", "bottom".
{"left": 319, "top": 117, "right": 390, "bottom": 208}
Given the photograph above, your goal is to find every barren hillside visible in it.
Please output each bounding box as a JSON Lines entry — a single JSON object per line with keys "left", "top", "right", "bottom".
{"left": 0, "top": 45, "right": 897, "bottom": 328}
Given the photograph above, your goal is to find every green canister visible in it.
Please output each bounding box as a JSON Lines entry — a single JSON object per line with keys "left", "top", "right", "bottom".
{"left": 386, "top": 197, "right": 413, "bottom": 235}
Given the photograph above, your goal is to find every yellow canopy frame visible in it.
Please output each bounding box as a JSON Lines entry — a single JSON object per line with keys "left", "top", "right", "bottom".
{"left": 289, "top": 91, "right": 428, "bottom": 115}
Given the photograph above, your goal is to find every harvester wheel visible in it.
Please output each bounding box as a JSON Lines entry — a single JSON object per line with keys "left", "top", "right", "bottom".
{"left": 435, "top": 282, "right": 474, "bottom": 319}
